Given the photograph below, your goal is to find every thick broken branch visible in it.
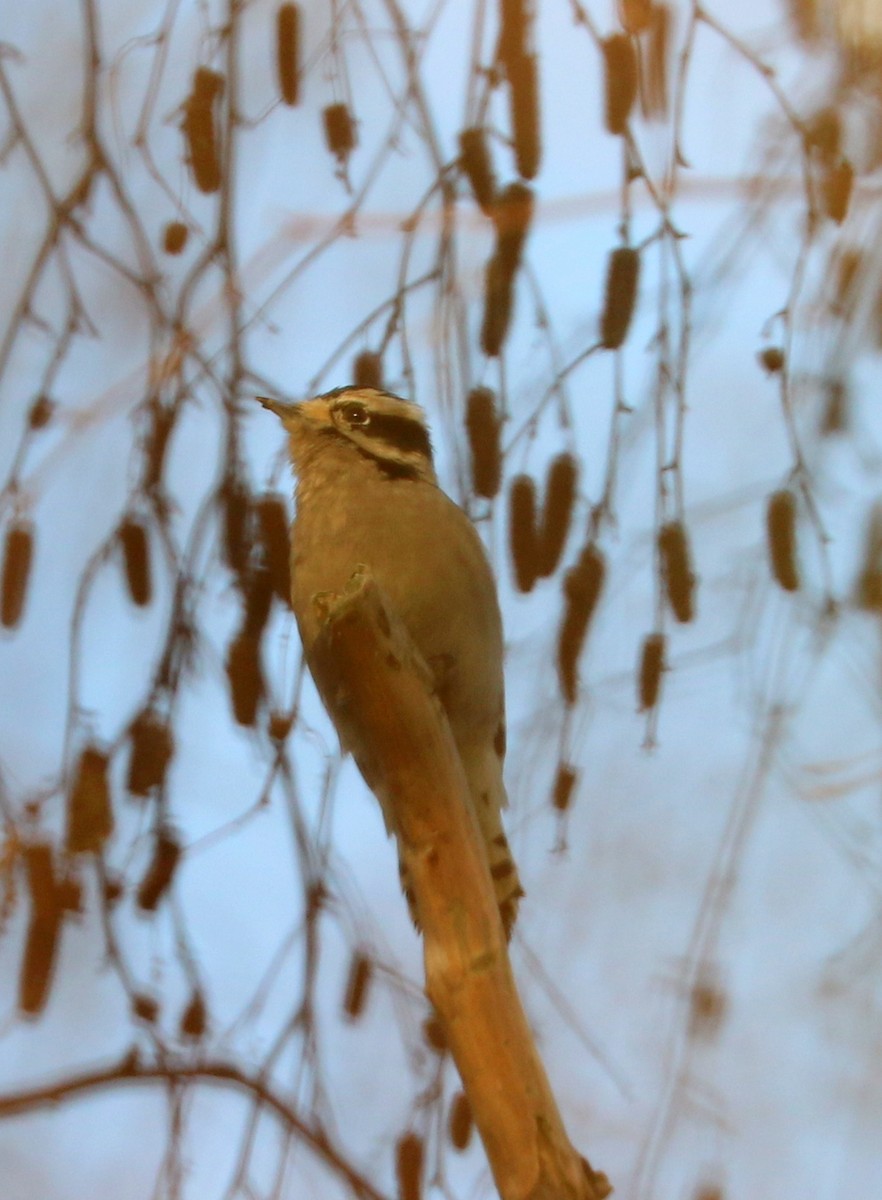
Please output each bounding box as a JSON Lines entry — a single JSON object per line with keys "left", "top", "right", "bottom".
{"left": 310, "top": 568, "right": 611, "bottom": 1200}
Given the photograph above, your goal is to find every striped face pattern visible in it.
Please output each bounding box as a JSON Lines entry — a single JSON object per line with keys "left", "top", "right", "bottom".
{"left": 318, "top": 387, "right": 436, "bottom": 480}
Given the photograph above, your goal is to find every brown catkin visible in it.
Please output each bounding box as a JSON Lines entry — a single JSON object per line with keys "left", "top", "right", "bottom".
{"left": 132, "top": 993, "right": 159, "bottom": 1023}
{"left": 20, "top": 843, "right": 63, "bottom": 1015}
{"left": 323, "top": 103, "right": 357, "bottom": 162}
{"left": 353, "top": 350, "right": 382, "bottom": 389}
{"left": 182, "top": 67, "right": 223, "bottom": 193}
{"left": 459, "top": 127, "right": 496, "bottom": 213}
{"left": 498, "top": 0, "right": 530, "bottom": 71}
{"left": 144, "top": 399, "right": 176, "bottom": 494}
{"left": 226, "top": 630, "right": 264, "bottom": 726}
{"left": 448, "top": 1092, "right": 473, "bottom": 1151}
{"left": 856, "top": 500, "right": 882, "bottom": 612}
{"left": 276, "top": 3, "right": 301, "bottom": 106}
{"left": 120, "top": 516, "right": 152, "bottom": 607}
{"left": 136, "top": 828, "right": 182, "bottom": 911}
{"left": 600, "top": 246, "right": 640, "bottom": 349}
{"left": 342, "top": 951, "right": 372, "bottom": 1020}
{"left": 538, "top": 453, "right": 578, "bottom": 577}
{"left": 552, "top": 763, "right": 578, "bottom": 811}
{"left": 163, "top": 221, "right": 188, "bottom": 254}
{"left": 465, "top": 386, "right": 502, "bottom": 499}
{"left": 638, "top": 632, "right": 665, "bottom": 712}
{"left": 243, "top": 563, "right": 274, "bottom": 638}
{"left": 658, "top": 520, "right": 695, "bottom": 623}
{"left": 509, "top": 475, "right": 540, "bottom": 593}
{"left": 618, "top": 0, "right": 652, "bottom": 34}
{"left": 127, "top": 711, "right": 175, "bottom": 797}
{"left": 395, "top": 1133, "right": 424, "bottom": 1200}
{"left": 180, "top": 989, "right": 208, "bottom": 1040}
{"left": 642, "top": 3, "right": 670, "bottom": 119}
{"left": 557, "top": 544, "right": 605, "bottom": 705}
{"left": 508, "top": 51, "right": 541, "bottom": 180}
{"left": 480, "top": 252, "right": 516, "bottom": 357}
{"left": 602, "top": 33, "right": 637, "bottom": 135}
{"left": 822, "top": 158, "right": 853, "bottom": 224}
{"left": 221, "top": 477, "right": 251, "bottom": 578}
{"left": 766, "top": 489, "right": 800, "bottom": 591}
{"left": 66, "top": 746, "right": 114, "bottom": 854}
{"left": 29, "top": 394, "right": 55, "bottom": 428}
{"left": 493, "top": 181, "right": 534, "bottom": 274}
{"left": 257, "top": 494, "right": 291, "bottom": 604}
{"left": 1, "top": 520, "right": 34, "bottom": 629}
{"left": 20, "top": 907, "right": 62, "bottom": 1016}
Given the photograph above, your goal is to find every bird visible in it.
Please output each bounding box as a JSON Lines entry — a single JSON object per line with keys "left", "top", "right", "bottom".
{"left": 258, "top": 385, "right": 522, "bottom": 937}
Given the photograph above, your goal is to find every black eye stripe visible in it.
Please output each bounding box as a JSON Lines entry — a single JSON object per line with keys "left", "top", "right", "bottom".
{"left": 356, "top": 413, "right": 432, "bottom": 459}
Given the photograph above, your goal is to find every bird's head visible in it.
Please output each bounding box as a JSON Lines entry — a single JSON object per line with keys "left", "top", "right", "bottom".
{"left": 258, "top": 387, "right": 437, "bottom": 483}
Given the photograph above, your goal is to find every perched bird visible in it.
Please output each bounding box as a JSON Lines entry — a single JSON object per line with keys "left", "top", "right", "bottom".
{"left": 259, "top": 386, "right": 522, "bottom": 936}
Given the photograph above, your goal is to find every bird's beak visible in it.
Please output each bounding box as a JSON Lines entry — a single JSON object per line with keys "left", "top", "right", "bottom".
{"left": 257, "top": 395, "right": 301, "bottom": 422}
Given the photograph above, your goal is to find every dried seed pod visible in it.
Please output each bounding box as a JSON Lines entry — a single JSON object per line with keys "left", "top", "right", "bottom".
{"left": 459, "top": 127, "right": 496, "bottom": 213}
{"left": 600, "top": 246, "right": 640, "bottom": 350}
{"left": 257, "top": 494, "right": 291, "bottom": 603}
{"left": 766, "top": 489, "right": 800, "bottom": 592}
{"left": 226, "top": 630, "right": 264, "bottom": 726}
{"left": 20, "top": 843, "right": 63, "bottom": 1015}
{"left": 642, "top": 4, "right": 670, "bottom": 120}
{"left": 509, "top": 475, "right": 540, "bottom": 592}
{"left": 602, "top": 33, "right": 637, "bottom": 135}
{"left": 552, "top": 763, "right": 577, "bottom": 812}
{"left": 834, "top": 249, "right": 861, "bottom": 315}
{"left": 820, "top": 377, "right": 848, "bottom": 436}
{"left": 144, "top": 399, "right": 176, "bottom": 495}
{"left": 28, "top": 394, "right": 55, "bottom": 428}
{"left": 20, "top": 907, "right": 62, "bottom": 1016}
{"left": 638, "top": 632, "right": 665, "bottom": 712}
{"left": 132, "top": 992, "right": 159, "bottom": 1023}
{"left": 658, "top": 520, "right": 695, "bottom": 623}
{"left": 182, "top": 66, "right": 224, "bottom": 194}
{"left": 127, "top": 711, "right": 175, "bottom": 797}
{"left": 465, "top": 387, "right": 502, "bottom": 499}
{"left": 618, "top": 0, "right": 652, "bottom": 34}
{"left": 395, "top": 1132, "right": 424, "bottom": 1200}
{"left": 120, "top": 516, "right": 152, "bottom": 607}
{"left": 276, "top": 3, "right": 301, "bottom": 106}
{"left": 538, "top": 453, "right": 578, "bottom": 577}
{"left": 180, "top": 988, "right": 208, "bottom": 1040}
{"left": 422, "top": 1012, "right": 447, "bottom": 1054}
{"left": 136, "top": 828, "right": 182, "bottom": 911}
{"left": 498, "top": 0, "right": 530, "bottom": 71}
{"left": 855, "top": 500, "right": 882, "bottom": 612}
{"left": 323, "top": 103, "right": 357, "bottom": 163}
{"left": 342, "top": 950, "right": 372, "bottom": 1020}
{"left": 493, "top": 181, "right": 534, "bottom": 273}
{"left": 163, "top": 221, "right": 188, "bottom": 254}
{"left": 557, "top": 544, "right": 605, "bottom": 704}
{"left": 508, "top": 51, "right": 541, "bottom": 180}
{"left": 758, "top": 346, "right": 784, "bottom": 374}
{"left": 221, "top": 476, "right": 251, "bottom": 578}
{"left": 480, "top": 252, "right": 515, "bottom": 357}
{"left": 1, "top": 519, "right": 34, "bottom": 629}
{"left": 66, "top": 746, "right": 114, "bottom": 854}
{"left": 822, "top": 158, "right": 853, "bottom": 224}
{"left": 243, "top": 562, "right": 274, "bottom": 637}
{"left": 353, "top": 350, "right": 382, "bottom": 389}
{"left": 448, "top": 1091, "right": 473, "bottom": 1151}
{"left": 806, "top": 107, "right": 841, "bottom": 164}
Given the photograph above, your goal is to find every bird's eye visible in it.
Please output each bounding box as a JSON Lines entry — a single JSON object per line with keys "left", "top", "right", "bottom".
{"left": 340, "top": 401, "right": 370, "bottom": 427}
